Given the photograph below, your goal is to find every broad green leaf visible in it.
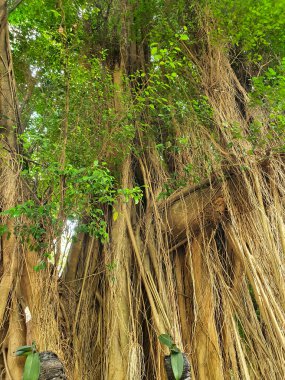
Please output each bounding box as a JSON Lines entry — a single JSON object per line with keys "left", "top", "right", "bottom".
{"left": 179, "top": 34, "right": 189, "bottom": 41}
{"left": 171, "top": 352, "right": 184, "bottom": 380}
{"left": 15, "top": 345, "right": 33, "bottom": 356}
{"left": 23, "top": 353, "right": 40, "bottom": 380}
{"left": 16, "top": 345, "right": 33, "bottom": 351}
{"left": 16, "top": 350, "right": 31, "bottom": 357}
{"left": 158, "top": 334, "right": 173, "bottom": 348}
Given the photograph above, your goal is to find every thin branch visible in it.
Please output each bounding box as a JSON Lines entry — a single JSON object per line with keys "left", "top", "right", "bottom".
{"left": 8, "top": 0, "right": 25, "bottom": 15}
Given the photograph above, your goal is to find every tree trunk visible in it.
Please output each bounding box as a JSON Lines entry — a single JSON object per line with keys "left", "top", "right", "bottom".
{"left": 1, "top": 1, "right": 285, "bottom": 380}
{"left": 0, "top": 3, "right": 63, "bottom": 378}
{"left": 0, "top": 1, "right": 25, "bottom": 377}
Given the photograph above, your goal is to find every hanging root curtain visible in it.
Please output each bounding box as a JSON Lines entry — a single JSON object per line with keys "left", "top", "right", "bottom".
{"left": 0, "top": 1, "right": 285, "bottom": 379}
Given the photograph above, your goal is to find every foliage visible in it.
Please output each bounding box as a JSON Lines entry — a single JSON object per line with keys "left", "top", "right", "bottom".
{"left": 204, "top": 0, "right": 285, "bottom": 155}
{"left": 1, "top": 0, "right": 285, "bottom": 379}
{"left": 210, "top": 0, "right": 285, "bottom": 62}
{"left": 251, "top": 59, "right": 285, "bottom": 152}
{"left": 1, "top": 157, "right": 142, "bottom": 268}
{"left": 5, "top": 0, "right": 284, "bottom": 263}
{"left": 15, "top": 342, "right": 40, "bottom": 380}
{"left": 159, "top": 334, "right": 184, "bottom": 380}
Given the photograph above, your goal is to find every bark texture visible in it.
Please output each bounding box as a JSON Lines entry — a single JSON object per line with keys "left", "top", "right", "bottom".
{"left": 1, "top": 2, "right": 285, "bottom": 380}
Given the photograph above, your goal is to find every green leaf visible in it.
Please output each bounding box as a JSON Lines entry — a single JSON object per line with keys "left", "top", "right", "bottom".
{"left": 23, "top": 353, "right": 40, "bottom": 380}
{"left": 171, "top": 352, "right": 184, "bottom": 380}
{"left": 179, "top": 34, "right": 189, "bottom": 41}
{"left": 154, "top": 54, "right": 162, "bottom": 61}
{"left": 158, "top": 334, "right": 174, "bottom": 348}
{"left": 0, "top": 224, "right": 8, "bottom": 237}
{"left": 15, "top": 345, "right": 33, "bottom": 356}
{"left": 113, "top": 210, "right": 119, "bottom": 221}
{"left": 33, "top": 261, "right": 47, "bottom": 272}
{"left": 15, "top": 350, "right": 31, "bottom": 357}
{"left": 50, "top": 9, "right": 61, "bottom": 18}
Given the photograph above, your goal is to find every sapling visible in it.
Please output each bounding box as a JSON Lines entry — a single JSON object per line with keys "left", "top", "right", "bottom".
{"left": 159, "top": 334, "right": 191, "bottom": 380}
{"left": 15, "top": 341, "right": 40, "bottom": 380}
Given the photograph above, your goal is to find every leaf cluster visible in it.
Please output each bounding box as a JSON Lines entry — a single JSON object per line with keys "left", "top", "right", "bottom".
{"left": 15, "top": 342, "right": 40, "bottom": 380}
{"left": 159, "top": 334, "right": 184, "bottom": 380}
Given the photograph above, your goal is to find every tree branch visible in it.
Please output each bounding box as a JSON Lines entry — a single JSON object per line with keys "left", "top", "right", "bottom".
{"left": 8, "top": 0, "right": 24, "bottom": 15}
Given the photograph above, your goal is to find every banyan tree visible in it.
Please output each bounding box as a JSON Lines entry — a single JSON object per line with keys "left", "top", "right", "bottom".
{"left": 0, "top": 0, "right": 285, "bottom": 379}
